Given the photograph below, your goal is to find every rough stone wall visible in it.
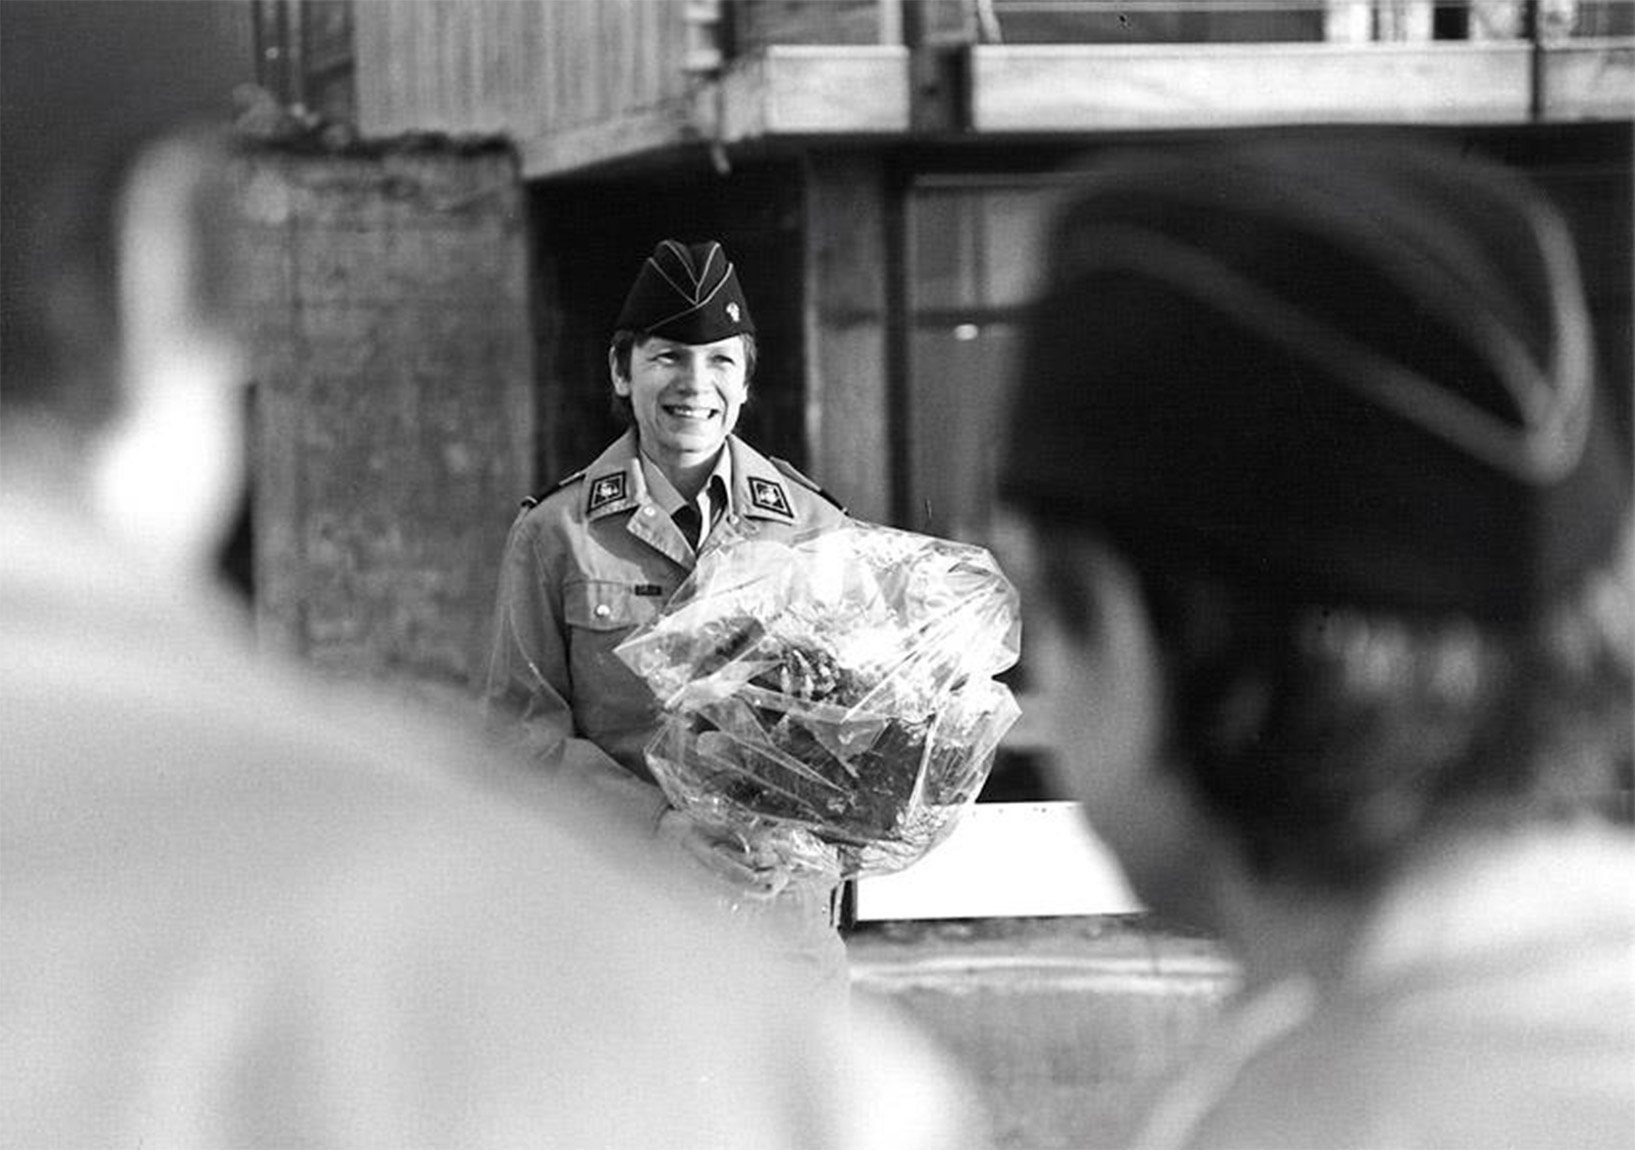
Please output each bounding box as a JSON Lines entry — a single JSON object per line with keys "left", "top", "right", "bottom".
{"left": 237, "top": 143, "right": 533, "bottom": 710}
{"left": 849, "top": 920, "right": 1235, "bottom": 1149}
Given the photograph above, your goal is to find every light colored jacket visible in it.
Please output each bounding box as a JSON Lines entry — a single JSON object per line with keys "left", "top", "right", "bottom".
{"left": 0, "top": 489, "right": 975, "bottom": 1149}
{"left": 1135, "top": 826, "right": 1635, "bottom": 1150}
{"left": 482, "top": 430, "right": 848, "bottom": 830}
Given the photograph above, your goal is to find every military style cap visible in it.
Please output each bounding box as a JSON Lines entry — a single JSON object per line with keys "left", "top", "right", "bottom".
{"left": 999, "top": 135, "right": 1629, "bottom": 625}
{"left": 614, "top": 240, "right": 756, "bottom": 344}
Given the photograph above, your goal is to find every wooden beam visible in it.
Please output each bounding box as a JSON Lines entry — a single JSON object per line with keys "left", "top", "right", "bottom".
{"left": 515, "top": 105, "right": 698, "bottom": 179}
{"left": 718, "top": 46, "right": 911, "bottom": 139}
{"left": 803, "top": 154, "right": 894, "bottom": 524}
{"left": 1541, "top": 39, "right": 1635, "bottom": 121}
{"left": 971, "top": 42, "right": 1539, "bottom": 130}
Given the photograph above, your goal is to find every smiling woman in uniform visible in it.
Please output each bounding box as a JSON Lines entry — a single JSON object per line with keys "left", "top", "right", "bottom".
{"left": 483, "top": 240, "right": 851, "bottom": 993}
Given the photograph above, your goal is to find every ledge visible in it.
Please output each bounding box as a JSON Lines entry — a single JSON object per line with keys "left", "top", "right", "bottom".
{"left": 848, "top": 915, "right": 1233, "bottom": 992}
{"left": 971, "top": 40, "right": 1633, "bottom": 131}
{"left": 1541, "top": 38, "right": 1635, "bottom": 118}
{"left": 716, "top": 46, "right": 912, "bottom": 139}
{"left": 514, "top": 39, "right": 1629, "bottom": 179}
{"left": 516, "top": 104, "right": 700, "bottom": 180}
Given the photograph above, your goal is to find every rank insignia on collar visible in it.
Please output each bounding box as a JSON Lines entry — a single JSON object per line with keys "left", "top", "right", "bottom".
{"left": 587, "top": 472, "right": 628, "bottom": 512}
{"left": 748, "top": 476, "right": 793, "bottom": 518}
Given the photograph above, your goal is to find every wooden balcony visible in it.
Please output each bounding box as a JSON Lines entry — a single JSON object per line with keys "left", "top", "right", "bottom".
{"left": 346, "top": 1, "right": 1635, "bottom": 178}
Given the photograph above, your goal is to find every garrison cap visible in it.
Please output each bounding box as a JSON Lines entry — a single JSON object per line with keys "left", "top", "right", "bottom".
{"left": 999, "top": 135, "right": 1629, "bottom": 625}
{"left": 614, "top": 240, "right": 756, "bottom": 344}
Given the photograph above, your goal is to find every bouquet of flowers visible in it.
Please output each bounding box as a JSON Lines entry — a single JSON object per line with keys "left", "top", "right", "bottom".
{"left": 615, "top": 520, "right": 1021, "bottom": 880}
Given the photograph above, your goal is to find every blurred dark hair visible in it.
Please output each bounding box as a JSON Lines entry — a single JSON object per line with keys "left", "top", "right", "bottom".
{"left": 607, "top": 329, "right": 758, "bottom": 426}
{"left": 1000, "top": 135, "right": 1628, "bottom": 626}
{"left": 1002, "top": 133, "right": 1631, "bottom": 892}
{"left": 1030, "top": 514, "right": 1634, "bottom": 892}
{"left": 0, "top": 2, "right": 242, "bottom": 441}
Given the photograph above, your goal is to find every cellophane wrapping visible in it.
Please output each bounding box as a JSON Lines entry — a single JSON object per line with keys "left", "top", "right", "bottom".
{"left": 615, "top": 520, "right": 1022, "bottom": 881}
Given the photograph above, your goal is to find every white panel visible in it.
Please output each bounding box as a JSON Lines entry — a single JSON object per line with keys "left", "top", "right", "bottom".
{"left": 853, "top": 801, "right": 1142, "bottom": 922}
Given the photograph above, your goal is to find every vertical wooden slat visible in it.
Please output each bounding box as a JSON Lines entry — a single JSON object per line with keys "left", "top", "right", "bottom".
{"left": 585, "top": 0, "right": 607, "bottom": 123}
{"left": 539, "top": 0, "right": 560, "bottom": 135}
{"left": 878, "top": 0, "right": 905, "bottom": 44}
{"left": 413, "top": 3, "right": 433, "bottom": 126}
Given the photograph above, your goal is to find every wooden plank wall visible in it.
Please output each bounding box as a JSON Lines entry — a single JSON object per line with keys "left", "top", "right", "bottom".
{"left": 351, "top": 0, "right": 693, "bottom": 139}
{"left": 733, "top": 0, "right": 896, "bottom": 45}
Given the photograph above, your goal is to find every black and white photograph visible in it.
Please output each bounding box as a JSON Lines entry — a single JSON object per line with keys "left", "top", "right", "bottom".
{"left": 3, "top": 3, "right": 1630, "bottom": 1147}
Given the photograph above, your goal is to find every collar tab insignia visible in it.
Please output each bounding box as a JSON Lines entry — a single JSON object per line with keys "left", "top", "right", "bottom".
{"left": 748, "top": 476, "right": 793, "bottom": 518}
{"left": 588, "top": 472, "right": 629, "bottom": 513}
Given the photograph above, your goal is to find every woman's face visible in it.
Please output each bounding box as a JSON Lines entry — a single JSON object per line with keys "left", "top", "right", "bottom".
{"left": 612, "top": 334, "right": 748, "bottom": 473}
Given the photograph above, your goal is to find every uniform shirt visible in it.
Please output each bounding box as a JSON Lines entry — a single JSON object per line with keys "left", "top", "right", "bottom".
{"left": 639, "top": 449, "right": 730, "bottom": 554}
{"left": 0, "top": 488, "right": 979, "bottom": 1149}
{"left": 483, "top": 429, "right": 848, "bottom": 833}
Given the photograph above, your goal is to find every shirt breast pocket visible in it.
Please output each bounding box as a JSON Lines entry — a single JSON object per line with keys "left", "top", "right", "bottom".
{"left": 563, "top": 580, "right": 665, "bottom": 633}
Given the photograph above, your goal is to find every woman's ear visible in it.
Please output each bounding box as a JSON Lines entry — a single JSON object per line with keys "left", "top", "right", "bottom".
{"left": 608, "top": 346, "right": 630, "bottom": 396}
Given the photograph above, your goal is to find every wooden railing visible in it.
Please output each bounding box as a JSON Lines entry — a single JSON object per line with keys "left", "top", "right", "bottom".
{"left": 726, "top": 0, "right": 1633, "bottom": 48}
{"left": 332, "top": 0, "right": 1630, "bottom": 175}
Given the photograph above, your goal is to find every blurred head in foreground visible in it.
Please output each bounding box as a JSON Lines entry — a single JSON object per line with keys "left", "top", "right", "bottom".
{"left": 1000, "top": 134, "right": 1631, "bottom": 933}
{"left": 999, "top": 130, "right": 1633, "bottom": 1148}
{"left": 1, "top": 0, "right": 248, "bottom": 574}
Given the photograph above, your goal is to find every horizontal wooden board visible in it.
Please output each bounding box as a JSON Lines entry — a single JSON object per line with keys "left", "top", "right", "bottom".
{"left": 720, "top": 46, "right": 912, "bottom": 138}
{"left": 972, "top": 42, "right": 1541, "bottom": 130}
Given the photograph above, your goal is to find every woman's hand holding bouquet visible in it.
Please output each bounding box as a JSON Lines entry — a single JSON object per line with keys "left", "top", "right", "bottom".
{"left": 617, "top": 521, "right": 1021, "bottom": 884}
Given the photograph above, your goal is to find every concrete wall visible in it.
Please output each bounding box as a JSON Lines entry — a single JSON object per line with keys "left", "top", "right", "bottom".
{"left": 237, "top": 143, "right": 534, "bottom": 709}
{"left": 849, "top": 920, "right": 1236, "bottom": 1149}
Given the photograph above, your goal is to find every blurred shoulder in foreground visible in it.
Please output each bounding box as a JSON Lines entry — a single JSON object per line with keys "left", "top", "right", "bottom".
{"left": 0, "top": 4, "right": 979, "bottom": 1146}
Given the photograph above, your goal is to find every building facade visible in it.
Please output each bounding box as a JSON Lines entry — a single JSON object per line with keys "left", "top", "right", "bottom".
{"left": 218, "top": 5, "right": 1633, "bottom": 1143}
{"left": 240, "top": 0, "right": 1632, "bottom": 740}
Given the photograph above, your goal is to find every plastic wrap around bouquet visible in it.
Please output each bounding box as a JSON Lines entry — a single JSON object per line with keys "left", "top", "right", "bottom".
{"left": 615, "top": 520, "right": 1022, "bottom": 880}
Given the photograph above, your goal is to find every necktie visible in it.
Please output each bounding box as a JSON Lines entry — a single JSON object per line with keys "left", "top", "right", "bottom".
{"left": 673, "top": 503, "right": 702, "bottom": 549}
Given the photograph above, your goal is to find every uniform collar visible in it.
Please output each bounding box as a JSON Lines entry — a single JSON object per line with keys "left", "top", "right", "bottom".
{"left": 580, "top": 431, "right": 644, "bottom": 521}
{"left": 638, "top": 446, "right": 732, "bottom": 519}
{"left": 726, "top": 437, "right": 799, "bottom": 525}
{"left": 580, "top": 431, "right": 801, "bottom": 528}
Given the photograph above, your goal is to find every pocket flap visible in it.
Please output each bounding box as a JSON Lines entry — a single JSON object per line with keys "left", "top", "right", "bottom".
{"left": 564, "top": 580, "right": 664, "bottom": 631}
